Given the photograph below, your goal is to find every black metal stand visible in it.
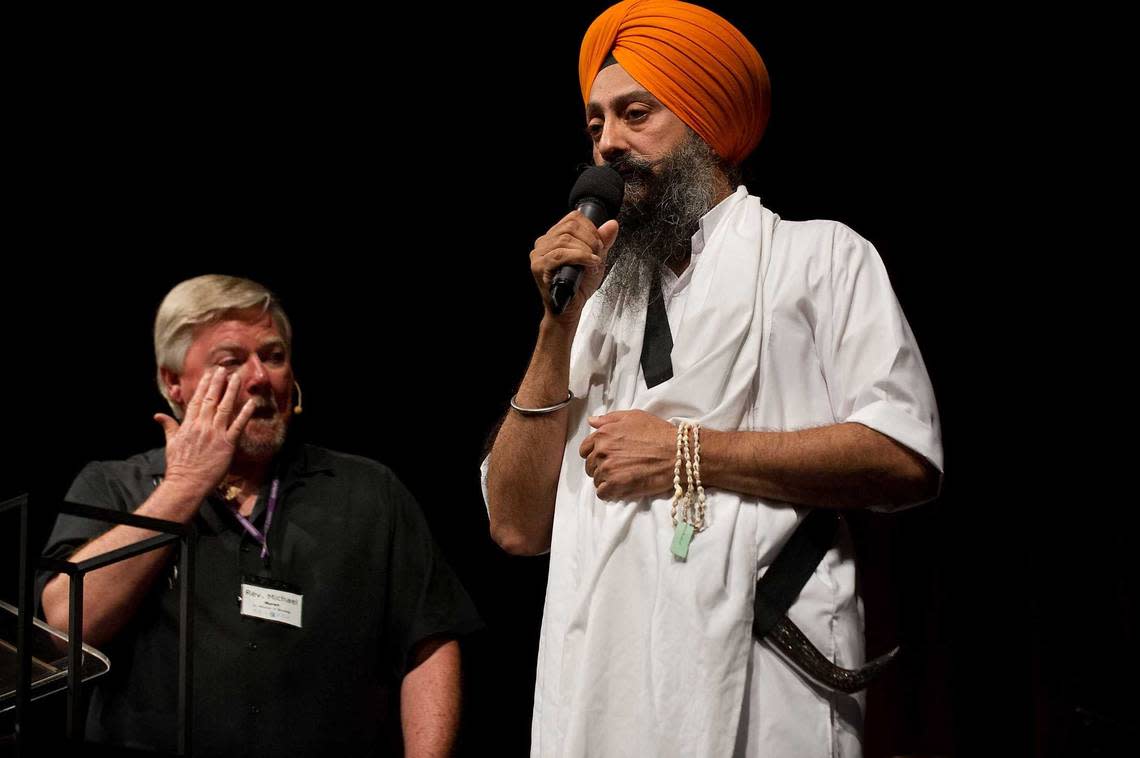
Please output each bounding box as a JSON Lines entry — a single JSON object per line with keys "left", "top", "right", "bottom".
{"left": 1, "top": 494, "right": 196, "bottom": 756}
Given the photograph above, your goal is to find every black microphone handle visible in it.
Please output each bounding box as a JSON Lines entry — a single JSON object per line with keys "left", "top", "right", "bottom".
{"left": 576, "top": 199, "right": 609, "bottom": 227}
{"left": 550, "top": 199, "right": 609, "bottom": 315}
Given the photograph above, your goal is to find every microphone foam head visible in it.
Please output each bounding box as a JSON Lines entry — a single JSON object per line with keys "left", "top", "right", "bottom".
{"left": 568, "top": 165, "right": 625, "bottom": 220}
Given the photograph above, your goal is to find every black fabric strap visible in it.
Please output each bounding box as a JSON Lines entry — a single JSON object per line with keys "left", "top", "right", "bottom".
{"left": 752, "top": 509, "right": 840, "bottom": 639}
{"left": 640, "top": 276, "right": 674, "bottom": 389}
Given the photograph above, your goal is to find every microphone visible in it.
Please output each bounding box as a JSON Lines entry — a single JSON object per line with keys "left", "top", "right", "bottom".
{"left": 549, "top": 165, "right": 625, "bottom": 315}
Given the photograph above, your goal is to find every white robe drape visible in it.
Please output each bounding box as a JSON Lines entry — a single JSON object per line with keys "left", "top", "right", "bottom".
{"left": 485, "top": 187, "right": 943, "bottom": 757}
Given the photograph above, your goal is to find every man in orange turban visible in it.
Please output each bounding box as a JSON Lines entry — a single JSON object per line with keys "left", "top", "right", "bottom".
{"left": 483, "top": 3, "right": 943, "bottom": 756}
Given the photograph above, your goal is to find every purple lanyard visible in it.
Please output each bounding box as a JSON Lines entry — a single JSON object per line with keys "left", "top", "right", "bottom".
{"left": 228, "top": 478, "right": 280, "bottom": 560}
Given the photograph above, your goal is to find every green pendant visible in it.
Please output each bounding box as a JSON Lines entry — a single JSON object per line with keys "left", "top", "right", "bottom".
{"left": 671, "top": 522, "right": 694, "bottom": 560}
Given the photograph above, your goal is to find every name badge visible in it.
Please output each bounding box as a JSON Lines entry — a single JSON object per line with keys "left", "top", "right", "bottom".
{"left": 240, "top": 575, "right": 303, "bottom": 628}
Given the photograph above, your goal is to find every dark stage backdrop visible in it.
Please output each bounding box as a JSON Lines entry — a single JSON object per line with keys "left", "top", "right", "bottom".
{"left": 2, "top": 4, "right": 1121, "bottom": 757}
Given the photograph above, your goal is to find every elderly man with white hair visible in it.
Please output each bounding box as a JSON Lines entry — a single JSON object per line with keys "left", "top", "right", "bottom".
{"left": 39, "top": 274, "right": 480, "bottom": 756}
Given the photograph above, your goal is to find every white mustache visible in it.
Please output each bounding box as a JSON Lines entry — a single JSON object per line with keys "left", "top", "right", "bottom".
{"left": 247, "top": 400, "right": 277, "bottom": 417}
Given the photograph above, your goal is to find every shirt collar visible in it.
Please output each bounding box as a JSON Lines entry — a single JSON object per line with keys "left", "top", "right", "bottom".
{"left": 690, "top": 185, "right": 745, "bottom": 257}
{"left": 146, "top": 437, "right": 334, "bottom": 533}
{"left": 665, "top": 186, "right": 747, "bottom": 294}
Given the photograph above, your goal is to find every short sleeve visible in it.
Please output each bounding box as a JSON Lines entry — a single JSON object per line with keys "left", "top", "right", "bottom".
{"left": 381, "top": 471, "right": 482, "bottom": 679}
{"left": 35, "top": 462, "right": 134, "bottom": 616}
{"left": 816, "top": 223, "right": 943, "bottom": 508}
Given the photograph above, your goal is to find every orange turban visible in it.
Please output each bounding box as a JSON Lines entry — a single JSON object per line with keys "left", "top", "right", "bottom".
{"left": 579, "top": 0, "right": 770, "bottom": 165}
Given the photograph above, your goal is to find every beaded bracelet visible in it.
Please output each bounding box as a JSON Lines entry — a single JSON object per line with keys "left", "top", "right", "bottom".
{"left": 669, "top": 420, "right": 706, "bottom": 560}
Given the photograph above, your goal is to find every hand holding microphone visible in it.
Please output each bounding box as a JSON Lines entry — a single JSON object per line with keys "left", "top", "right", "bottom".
{"left": 530, "top": 165, "right": 625, "bottom": 319}
{"left": 550, "top": 166, "right": 625, "bottom": 314}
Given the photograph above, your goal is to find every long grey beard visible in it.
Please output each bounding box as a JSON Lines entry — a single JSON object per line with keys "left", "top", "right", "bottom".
{"left": 597, "top": 131, "right": 725, "bottom": 318}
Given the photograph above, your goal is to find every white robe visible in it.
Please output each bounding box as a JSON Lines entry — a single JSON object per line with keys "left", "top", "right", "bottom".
{"left": 484, "top": 187, "right": 942, "bottom": 757}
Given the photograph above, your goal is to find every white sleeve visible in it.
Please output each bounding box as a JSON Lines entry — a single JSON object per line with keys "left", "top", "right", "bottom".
{"left": 816, "top": 223, "right": 943, "bottom": 508}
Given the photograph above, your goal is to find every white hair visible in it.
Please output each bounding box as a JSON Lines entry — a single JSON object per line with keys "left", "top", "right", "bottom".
{"left": 154, "top": 275, "right": 292, "bottom": 415}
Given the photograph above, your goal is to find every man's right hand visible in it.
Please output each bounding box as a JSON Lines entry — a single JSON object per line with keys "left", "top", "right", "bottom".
{"left": 42, "top": 367, "right": 258, "bottom": 646}
{"left": 530, "top": 211, "right": 619, "bottom": 321}
{"left": 154, "top": 366, "right": 257, "bottom": 499}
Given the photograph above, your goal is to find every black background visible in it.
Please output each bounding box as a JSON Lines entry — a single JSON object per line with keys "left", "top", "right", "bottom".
{"left": 3, "top": 3, "right": 1124, "bottom": 756}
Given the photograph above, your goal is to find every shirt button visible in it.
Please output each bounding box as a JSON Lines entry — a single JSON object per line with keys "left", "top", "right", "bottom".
{"left": 247, "top": 641, "right": 258, "bottom": 651}
{"left": 241, "top": 544, "right": 250, "bottom": 553}
{"left": 249, "top": 705, "right": 260, "bottom": 715}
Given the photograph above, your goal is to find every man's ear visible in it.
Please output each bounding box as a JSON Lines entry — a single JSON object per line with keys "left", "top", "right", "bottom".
{"left": 160, "top": 367, "right": 184, "bottom": 406}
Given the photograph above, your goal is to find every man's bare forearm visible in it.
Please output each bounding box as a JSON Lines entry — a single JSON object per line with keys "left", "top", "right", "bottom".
{"left": 486, "top": 316, "right": 578, "bottom": 555}
{"left": 699, "top": 422, "right": 939, "bottom": 509}
{"left": 401, "top": 638, "right": 461, "bottom": 758}
{"left": 41, "top": 479, "right": 204, "bottom": 648}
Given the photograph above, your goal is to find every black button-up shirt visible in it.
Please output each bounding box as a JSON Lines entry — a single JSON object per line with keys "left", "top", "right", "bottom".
{"left": 38, "top": 441, "right": 482, "bottom": 755}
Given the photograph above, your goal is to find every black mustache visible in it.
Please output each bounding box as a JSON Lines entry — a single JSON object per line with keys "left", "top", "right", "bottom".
{"left": 607, "top": 154, "right": 661, "bottom": 182}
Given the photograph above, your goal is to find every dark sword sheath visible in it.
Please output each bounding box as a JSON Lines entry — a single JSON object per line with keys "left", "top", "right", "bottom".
{"left": 751, "top": 509, "right": 898, "bottom": 694}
